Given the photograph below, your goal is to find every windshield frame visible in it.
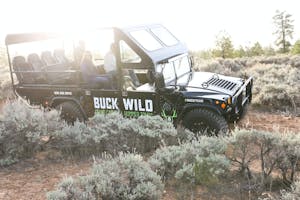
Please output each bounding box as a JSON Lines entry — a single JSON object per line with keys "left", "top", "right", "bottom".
{"left": 156, "top": 53, "right": 191, "bottom": 85}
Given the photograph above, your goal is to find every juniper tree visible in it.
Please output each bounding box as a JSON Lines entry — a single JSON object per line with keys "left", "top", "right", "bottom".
{"left": 234, "top": 46, "right": 246, "bottom": 58}
{"left": 291, "top": 39, "right": 300, "bottom": 54}
{"left": 249, "top": 42, "right": 264, "bottom": 56}
{"left": 212, "top": 31, "right": 234, "bottom": 59}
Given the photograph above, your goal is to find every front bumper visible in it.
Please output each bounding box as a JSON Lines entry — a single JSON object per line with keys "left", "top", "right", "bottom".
{"left": 229, "top": 77, "right": 253, "bottom": 121}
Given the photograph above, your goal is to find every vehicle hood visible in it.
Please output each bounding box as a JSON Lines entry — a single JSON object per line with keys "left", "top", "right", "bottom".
{"left": 176, "top": 71, "right": 244, "bottom": 97}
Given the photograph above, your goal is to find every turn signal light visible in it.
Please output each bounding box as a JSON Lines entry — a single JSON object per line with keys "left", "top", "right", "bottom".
{"left": 221, "top": 102, "right": 226, "bottom": 109}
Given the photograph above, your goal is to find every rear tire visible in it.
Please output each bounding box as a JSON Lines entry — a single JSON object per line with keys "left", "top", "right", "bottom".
{"left": 56, "top": 101, "right": 84, "bottom": 124}
{"left": 183, "top": 108, "right": 228, "bottom": 136}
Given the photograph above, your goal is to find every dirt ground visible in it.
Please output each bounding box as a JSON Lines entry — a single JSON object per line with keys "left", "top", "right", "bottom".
{"left": 0, "top": 159, "right": 91, "bottom": 200}
{"left": 238, "top": 108, "right": 300, "bottom": 133}
{"left": 0, "top": 109, "right": 299, "bottom": 200}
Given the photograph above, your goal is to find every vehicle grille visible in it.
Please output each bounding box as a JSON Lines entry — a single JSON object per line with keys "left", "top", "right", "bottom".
{"left": 206, "top": 77, "right": 237, "bottom": 91}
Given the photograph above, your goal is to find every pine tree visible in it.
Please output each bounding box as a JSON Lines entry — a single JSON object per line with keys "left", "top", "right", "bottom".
{"left": 273, "top": 10, "right": 294, "bottom": 53}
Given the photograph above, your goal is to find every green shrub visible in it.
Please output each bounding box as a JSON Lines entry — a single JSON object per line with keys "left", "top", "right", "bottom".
{"left": 194, "top": 58, "right": 243, "bottom": 77}
{"left": 52, "top": 113, "right": 178, "bottom": 156}
{"left": 0, "top": 100, "right": 183, "bottom": 165}
{"left": 248, "top": 63, "right": 300, "bottom": 112}
{"left": 228, "top": 129, "right": 281, "bottom": 181}
{"left": 194, "top": 55, "right": 300, "bottom": 114}
{"left": 149, "top": 136, "right": 230, "bottom": 184}
{"left": 149, "top": 136, "right": 229, "bottom": 199}
{"left": 276, "top": 134, "right": 300, "bottom": 184}
{"left": 0, "top": 79, "right": 14, "bottom": 100}
{"left": 50, "top": 121, "right": 106, "bottom": 156}
{"left": 175, "top": 154, "right": 230, "bottom": 185}
{"left": 280, "top": 180, "right": 300, "bottom": 200}
{"left": 228, "top": 129, "right": 300, "bottom": 192}
{"left": 46, "top": 190, "right": 68, "bottom": 200}
{"left": 47, "top": 153, "right": 164, "bottom": 200}
{"left": 0, "top": 99, "right": 64, "bottom": 166}
{"left": 0, "top": 46, "right": 8, "bottom": 67}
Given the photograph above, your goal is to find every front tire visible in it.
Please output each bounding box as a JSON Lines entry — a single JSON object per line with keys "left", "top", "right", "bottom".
{"left": 56, "top": 101, "right": 84, "bottom": 124}
{"left": 183, "top": 108, "right": 228, "bottom": 136}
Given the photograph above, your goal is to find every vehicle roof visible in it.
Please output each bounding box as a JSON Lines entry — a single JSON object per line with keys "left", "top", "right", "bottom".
{"left": 5, "top": 32, "right": 63, "bottom": 45}
{"left": 5, "top": 24, "right": 188, "bottom": 68}
{"left": 120, "top": 24, "right": 188, "bottom": 65}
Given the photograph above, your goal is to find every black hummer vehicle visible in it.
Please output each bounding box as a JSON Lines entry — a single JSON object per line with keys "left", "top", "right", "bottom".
{"left": 5, "top": 24, "right": 253, "bottom": 135}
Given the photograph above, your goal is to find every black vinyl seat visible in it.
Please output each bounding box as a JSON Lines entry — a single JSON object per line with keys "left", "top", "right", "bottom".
{"left": 27, "top": 53, "right": 45, "bottom": 71}
{"left": 53, "top": 49, "right": 70, "bottom": 65}
{"left": 12, "top": 56, "right": 35, "bottom": 84}
{"left": 41, "top": 51, "right": 57, "bottom": 66}
{"left": 128, "top": 69, "right": 140, "bottom": 87}
{"left": 39, "top": 51, "right": 67, "bottom": 83}
{"left": 27, "top": 53, "right": 46, "bottom": 83}
{"left": 52, "top": 49, "right": 72, "bottom": 71}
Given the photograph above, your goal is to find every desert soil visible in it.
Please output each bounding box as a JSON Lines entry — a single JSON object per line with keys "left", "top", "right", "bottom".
{"left": 0, "top": 109, "right": 299, "bottom": 200}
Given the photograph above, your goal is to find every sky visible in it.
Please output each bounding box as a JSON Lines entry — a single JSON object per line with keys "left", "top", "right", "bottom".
{"left": 1, "top": 0, "right": 300, "bottom": 50}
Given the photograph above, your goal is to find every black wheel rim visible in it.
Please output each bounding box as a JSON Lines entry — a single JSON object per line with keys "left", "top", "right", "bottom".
{"left": 61, "top": 111, "right": 77, "bottom": 124}
{"left": 189, "top": 120, "right": 218, "bottom": 136}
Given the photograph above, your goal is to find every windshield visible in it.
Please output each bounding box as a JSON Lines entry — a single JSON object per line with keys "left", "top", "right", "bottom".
{"left": 151, "top": 27, "right": 178, "bottom": 46}
{"left": 129, "top": 26, "right": 179, "bottom": 51}
{"left": 130, "top": 30, "right": 163, "bottom": 51}
{"left": 156, "top": 54, "right": 191, "bottom": 84}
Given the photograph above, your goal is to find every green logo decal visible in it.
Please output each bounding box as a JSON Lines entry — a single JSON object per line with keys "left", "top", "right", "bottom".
{"left": 124, "top": 111, "right": 153, "bottom": 118}
{"left": 161, "top": 109, "right": 177, "bottom": 122}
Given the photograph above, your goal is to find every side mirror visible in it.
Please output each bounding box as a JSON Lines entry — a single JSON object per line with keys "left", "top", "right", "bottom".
{"left": 147, "top": 70, "right": 165, "bottom": 90}
{"left": 146, "top": 70, "right": 155, "bottom": 84}
{"left": 154, "top": 72, "right": 165, "bottom": 90}
{"left": 189, "top": 55, "right": 194, "bottom": 70}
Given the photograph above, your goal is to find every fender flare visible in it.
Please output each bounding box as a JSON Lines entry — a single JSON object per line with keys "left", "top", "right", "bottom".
{"left": 50, "top": 97, "right": 88, "bottom": 120}
{"left": 177, "top": 103, "right": 223, "bottom": 122}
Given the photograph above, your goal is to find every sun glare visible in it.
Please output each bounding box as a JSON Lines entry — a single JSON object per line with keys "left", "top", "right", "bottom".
{"left": 3, "top": 0, "right": 124, "bottom": 34}
{"left": 1, "top": 0, "right": 300, "bottom": 50}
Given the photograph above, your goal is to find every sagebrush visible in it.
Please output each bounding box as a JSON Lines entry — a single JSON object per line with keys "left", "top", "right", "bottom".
{"left": 47, "top": 153, "right": 164, "bottom": 200}
{"left": 0, "top": 99, "right": 64, "bottom": 165}
{"left": 0, "top": 100, "right": 184, "bottom": 164}
{"left": 194, "top": 55, "right": 300, "bottom": 114}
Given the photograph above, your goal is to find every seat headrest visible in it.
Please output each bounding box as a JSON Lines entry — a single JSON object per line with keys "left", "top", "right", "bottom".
{"left": 12, "top": 56, "right": 26, "bottom": 66}
{"left": 53, "top": 48, "right": 69, "bottom": 64}
{"left": 53, "top": 49, "right": 64, "bottom": 56}
{"left": 41, "top": 51, "right": 56, "bottom": 65}
{"left": 27, "top": 53, "right": 41, "bottom": 63}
